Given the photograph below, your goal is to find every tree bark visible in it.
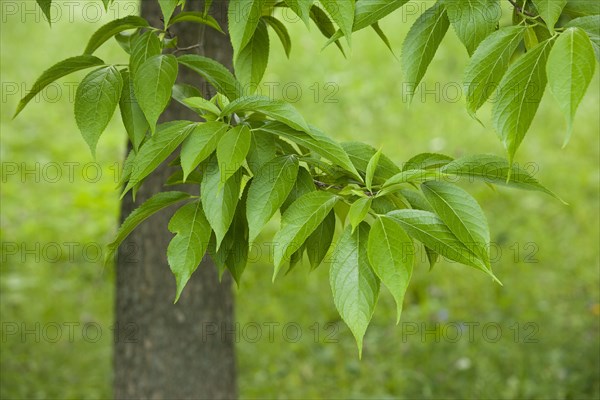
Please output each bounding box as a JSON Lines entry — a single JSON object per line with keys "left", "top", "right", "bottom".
{"left": 114, "top": 1, "right": 236, "bottom": 399}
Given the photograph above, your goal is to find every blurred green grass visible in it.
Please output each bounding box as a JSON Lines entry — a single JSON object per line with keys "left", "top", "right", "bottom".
{"left": 1, "top": 1, "right": 599, "bottom": 399}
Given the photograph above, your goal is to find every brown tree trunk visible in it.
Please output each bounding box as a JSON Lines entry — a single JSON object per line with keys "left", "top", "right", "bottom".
{"left": 113, "top": 1, "right": 236, "bottom": 399}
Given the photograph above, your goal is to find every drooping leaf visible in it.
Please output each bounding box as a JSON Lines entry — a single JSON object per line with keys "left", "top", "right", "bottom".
{"left": 320, "top": 0, "right": 355, "bottom": 45}
{"left": 563, "top": 0, "right": 600, "bottom": 17}
{"left": 247, "top": 155, "right": 300, "bottom": 241}
{"left": 115, "top": 31, "right": 140, "bottom": 54}
{"left": 283, "top": 0, "right": 314, "bottom": 26}
{"left": 234, "top": 19, "right": 270, "bottom": 89}
{"left": 134, "top": 54, "right": 178, "bottom": 133}
{"left": 305, "top": 210, "right": 335, "bottom": 269}
{"left": 14, "top": 55, "right": 105, "bottom": 117}
{"left": 124, "top": 121, "right": 196, "bottom": 192}
{"left": 181, "top": 96, "right": 222, "bottom": 116}
{"left": 105, "top": 191, "right": 192, "bottom": 264}
{"left": 35, "top": 0, "right": 52, "bottom": 25}
{"left": 387, "top": 209, "right": 496, "bottom": 280}
{"left": 130, "top": 30, "right": 163, "bottom": 76}
{"left": 178, "top": 54, "right": 243, "bottom": 100}
{"left": 464, "top": 26, "right": 527, "bottom": 114}
{"left": 247, "top": 131, "right": 278, "bottom": 174}
{"left": 273, "top": 191, "right": 339, "bottom": 278}
{"left": 221, "top": 96, "right": 310, "bottom": 132}
{"left": 371, "top": 22, "right": 396, "bottom": 57}
{"left": 382, "top": 169, "right": 441, "bottom": 190}
{"left": 310, "top": 5, "right": 347, "bottom": 55}
{"left": 281, "top": 167, "right": 316, "bottom": 212}
{"left": 401, "top": 1, "right": 450, "bottom": 103}
{"left": 119, "top": 70, "right": 148, "bottom": 152}
{"left": 532, "top": 0, "right": 567, "bottom": 33}
{"left": 201, "top": 160, "right": 242, "bottom": 249}
{"left": 168, "top": 11, "right": 224, "bottom": 32}
{"left": 74, "top": 66, "right": 123, "bottom": 156}
{"left": 84, "top": 16, "right": 149, "bottom": 54}
{"left": 262, "top": 16, "right": 292, "bottom": 57}
{"left": 445, "top": 0, "right": 500, "bottom": 55}
{"left": 159, "top": 0, "right": 179, "bottom": 26}
{"left": 224, "top": 187, "right": 250, "bottom": 285}
{"left": 258, "top": 122, "right": 362, "bottom": 180}
{"left": 167, "top": 200, "right": 212, "bottom": 301}
{"left": 546, "top": 27, "right": 596, "bottom": 145}
{"left": 368, "top": 216, "right": 413, "bottom": 323}
{"left": 421, "top": 181, "right": 491, "bottom": 268}
{"left": 492, "top": 38, "right": 555, "bottom": 163}
{"left": 216, "top": 125, "right": 252, "bottom": 182}
{"left": 348, "top": 197, "right": 372, "bottom": 232}
{"left": 330, "top": 222, "right": 380, "bottom": 357}
{"left": 180, "top": 121, "right": 229, "bottom": 180}
{"left": 353, "top": 0, "right": 409, "bottom": 31}
{"left": 566, "top": 15, "right": 600, "bottom": 61}
{"left": 441, "top": 154, "right": 562, "bottom": 200}
{"left": 228, "top": 0, "right": 267, "bottom": 55}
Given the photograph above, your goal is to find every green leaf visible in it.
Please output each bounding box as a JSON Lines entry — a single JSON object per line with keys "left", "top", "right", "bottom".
{"left": 130, "top": 31, "right": 163, "bottom": 76}
{"left": 368, "top": 216, "right": 413, "bottom": 323}
{"left": 234, "top": 19, "right": 270, "bottom": 89}
{"left": 159, "top": 0, "right": 179, "bottom": 26}
{"left": 216, "top": 125, "right": 252, "bottom": 182}
{"left": 371, "top": 22, "right": 396, "bottom": 57}
{"left": 401, "top": 1, "right": 450, "bottom": 103}
{"left": 74, "top": 66, "right": 123, "bottom": 156}
{"left": 330, "top": 222, "right": 379, "bottom": 357}
{"left": 365, "top": 149, "right": 382, "bottom": 191}
{"left": 178, "top": 54, "right": 243, "bottom": 100}
{"left": 106, "top": 191, "right": 192, "bottom": 264}
{"left": 566, "top": 15, "right": 600, "bottom": 61}
{"left": 124, "top": 121, "right": 196, "bottom": 192}
{"left": 181, "top": 96, "right": 222, "bottom": 116}
{"left": 464, "top": 26, "right": 527, "bottom": 114}
{"left": 228, "top": 0, "right": 267, "bottom": 55}
{"left": 115, "top": 31, "right": 139, "bottom": 54}
{"left": 353, "top": 0, "right": 409, "bottom": 31}
{"left": 119, "top": 70, "right": 148, "bottom": 152}
{"left": 320, "top": 0, "right": 356, "bottom": 45}
{"left": 201, "top": 160, "right": 242, "bottom": 249}
{"left": 224, "top": 187, "right": 250, "bottom": 285}
{"left": 532, "top": 0, "right": 567, "bottom": 33}
{"left": 492, "top": 39, "right": 555, "bottom": 163}
{"left": 445, "top": 0, "right": 500, "bottom": 55}
{"left": 283, "top": 0, "right": 314, "bottom": 26}
{"left": 546, "top": 27, "right": 596, "bottom": 145}
{"left": 281, "top": 167, "right": 316, "bottom": 212}
{"left": 342, "top": 142, "right": 400, "bottom": 183}
{"left": 441, "top": 154, "right": 561, "bottom": 199}
{"left": 247, "top": 131, "right": 278, "bottom": 174}
{"left": 134, "top": 54, "right": 178, "bottom": 133}
{"left": 167, "top": 200, "right": 212, "bottom": 302}
{"left": 180, "top": 121, "right": 229, "bottom": 180}
{"left": 36, "top": 0, "right": 52, "bottom": 25}
{"left": 168, "top": 11, "right": 224, "bottom": 32}
{"left": 14, "top": 55, "right": 105, "bottom": 118}
{"left": 403, "top": 152, "right": 453, "bottom": 171}
{"left": 84, "top": 16, "right": 149, "bottom": 55}
{"left": 421, "top": 181, "right": 491, "bottom": 268}
{"left": 222, "top": 96, "right": 310, "bottom": 132}
{"left": 310, "top": 5, "right": 347, "bottom": 55}
{"left": 247, "top": 155, "right": 300, "bottom": 241}
{"left": 262, "top": 16, "right": 292, "bottom": 57}
{"left": 348, "top": 197, "right": 372, "bottom": 232}
{"left": 387, "top": 209, "right": 497, "bottom": 280}
{"left": 306, "top": 210, "right": 335, "bottom": 269}
{"left": 273, "top": 191, "right": 339, "bottom": 278}
{"left": 563, "top": 0, "right": 600, "bottom": 17}
{"left": 259, "top": 122, "right": 361, "bottom": 180}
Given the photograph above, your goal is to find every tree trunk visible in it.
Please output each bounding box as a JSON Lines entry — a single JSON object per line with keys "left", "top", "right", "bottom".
{"left": 113, "top": 1, "right": 236, "bottom": 399}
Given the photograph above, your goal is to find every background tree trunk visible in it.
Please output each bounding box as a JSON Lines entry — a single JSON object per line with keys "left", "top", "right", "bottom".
{"left": 113, "top": 1, "right": 236, "bottom": 399}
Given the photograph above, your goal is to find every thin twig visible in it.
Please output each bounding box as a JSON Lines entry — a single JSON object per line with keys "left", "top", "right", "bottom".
{"left": 174, "top": 44, "right": 201, "bottom": 54}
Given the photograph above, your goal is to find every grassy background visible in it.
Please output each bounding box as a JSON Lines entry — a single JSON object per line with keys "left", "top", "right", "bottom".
{"left": 1, "top": 1, "right": 599, "bottom": 398}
